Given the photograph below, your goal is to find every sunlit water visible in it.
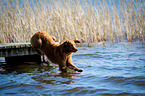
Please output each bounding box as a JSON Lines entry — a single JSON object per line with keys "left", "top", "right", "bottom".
{"left": 0, "top": 42, "right": 145, "bottom": 96}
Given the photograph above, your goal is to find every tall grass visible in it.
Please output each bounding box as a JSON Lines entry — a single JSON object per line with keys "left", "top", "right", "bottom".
{"left": 0, "top": 0, "right": 144, "bottom": 44}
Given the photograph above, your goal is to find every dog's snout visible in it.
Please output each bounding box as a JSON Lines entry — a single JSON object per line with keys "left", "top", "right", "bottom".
{"left": 74, "top": 48, "right": 78, "bottom": 52}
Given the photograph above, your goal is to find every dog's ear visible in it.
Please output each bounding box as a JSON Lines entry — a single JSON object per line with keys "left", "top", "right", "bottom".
{"left": 63, "top": 41, "right": 68, "bottom": 47}
{"left": 73, "top": 40, "right": 80, "bottom": 43}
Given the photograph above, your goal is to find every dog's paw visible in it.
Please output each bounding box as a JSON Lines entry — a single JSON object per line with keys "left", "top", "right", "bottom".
{"left": 75, "top": 69, "right": 83, "bottom": 72}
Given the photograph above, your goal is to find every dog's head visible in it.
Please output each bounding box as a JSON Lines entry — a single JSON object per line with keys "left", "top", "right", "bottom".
{"left": 62, "top": 40, "right": 80, "bottom": 53}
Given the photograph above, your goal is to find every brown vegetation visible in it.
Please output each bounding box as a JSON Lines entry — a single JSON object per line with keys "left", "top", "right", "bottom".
{"left": 0, "top": 0, "right": 144, "bottom": 44}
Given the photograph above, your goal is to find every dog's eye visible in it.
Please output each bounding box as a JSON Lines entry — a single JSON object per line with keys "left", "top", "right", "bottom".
{"left": 70, "top": 44, "right": 73, "bottom": 47}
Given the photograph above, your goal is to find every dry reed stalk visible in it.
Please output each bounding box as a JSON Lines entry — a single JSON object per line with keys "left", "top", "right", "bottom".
{"left": 0, "top": 0, "right": 144, "bottom": 44}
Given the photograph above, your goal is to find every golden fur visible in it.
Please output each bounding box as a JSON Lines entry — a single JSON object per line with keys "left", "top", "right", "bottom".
{"left": 31, "top": 31, "right": 83, "bottom": 72}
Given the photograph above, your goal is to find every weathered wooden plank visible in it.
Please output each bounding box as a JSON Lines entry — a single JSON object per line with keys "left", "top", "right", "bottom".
{"left": 0, "top": 43, "right": 31, "bottom": 49}
{"left": 0, "top": 43, "right": 36, "bottom": 57}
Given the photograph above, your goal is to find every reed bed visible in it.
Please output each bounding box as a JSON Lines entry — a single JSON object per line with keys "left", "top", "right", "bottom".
{"left": 0, "top": 0, "right": 144, "bottom": 44}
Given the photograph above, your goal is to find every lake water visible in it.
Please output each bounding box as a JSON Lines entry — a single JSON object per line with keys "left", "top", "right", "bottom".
{"left": 0, "top": 42, "right": 145, "bottom": 96}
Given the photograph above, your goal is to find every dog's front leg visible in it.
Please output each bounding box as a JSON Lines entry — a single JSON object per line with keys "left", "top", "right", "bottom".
{"left": 67, "top": 58, "right": 83, "bottom": 72}
{"left": 58, "top": 61, "right": 68, "bottom": 73}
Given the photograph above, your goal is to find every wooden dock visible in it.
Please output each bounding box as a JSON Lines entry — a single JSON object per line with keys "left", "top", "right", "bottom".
{"left": 0, "top": 43, "right": 36, "bottom": 57}
{"left": 0, "top": 43, "right": 42, "bottom": 64}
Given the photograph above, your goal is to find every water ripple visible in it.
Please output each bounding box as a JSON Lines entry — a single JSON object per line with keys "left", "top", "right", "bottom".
{"left": 104, "top": 76, "right": 145, "bottom": 87}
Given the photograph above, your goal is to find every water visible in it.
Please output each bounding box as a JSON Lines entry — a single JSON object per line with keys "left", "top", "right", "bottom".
{"left": 0, "top": 42, "right": 145, "bottom": 96}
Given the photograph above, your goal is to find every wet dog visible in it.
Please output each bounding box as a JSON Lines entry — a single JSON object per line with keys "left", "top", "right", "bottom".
{"left": 31, "top": 31, "right": 83, "bottom": 72}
